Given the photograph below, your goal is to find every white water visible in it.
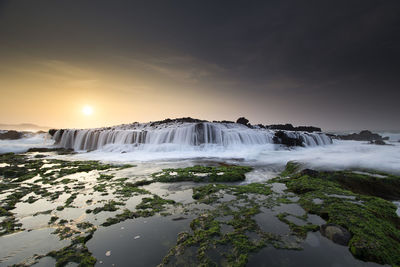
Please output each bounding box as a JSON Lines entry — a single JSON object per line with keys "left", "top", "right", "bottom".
{"left": 66, "top": 140, "right": 400, "bottom": 175}
{"left": 1, "top": 124, "right": 399, "bottom": 176}
{"left": 53, "top": 122, "right": 332, "bottom": 152}
{"left": 0, "top": 133, "right": 54, "bottom": 154}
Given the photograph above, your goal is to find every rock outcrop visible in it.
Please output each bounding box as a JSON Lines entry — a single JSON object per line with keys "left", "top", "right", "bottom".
{"left": 0, "top": 130, "right": 24, "bottom": 140}
{"left": 273, "top": 131, "right": 304, "bottom": 147}
{"left": 267, "top": 124, "right": 321, "bottom": 132}
{"left": 337, "top": 130, "right": 384, "bottom": 141}
{"left": 236, "top": 117, "right": 250, "bottom": 127}
{"left": 369, "top": 140, "right": 387, "bottom": 145}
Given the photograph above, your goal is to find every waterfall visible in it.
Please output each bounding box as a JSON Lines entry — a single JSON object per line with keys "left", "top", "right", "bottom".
{"left": 52, "top": 122, "right": 332, "bottom": 152}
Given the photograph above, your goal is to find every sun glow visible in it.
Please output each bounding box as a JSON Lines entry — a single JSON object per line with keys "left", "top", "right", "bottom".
{"left": 82, "top": 105, "right": 93, "bottom": 116}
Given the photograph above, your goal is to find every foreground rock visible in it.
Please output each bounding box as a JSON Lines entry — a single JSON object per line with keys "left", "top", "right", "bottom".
{"left": 320, "top": 224, "right": 351, "bottom": 246}
{"left": 280, "top": 162, "right": 400, "bottom": 266}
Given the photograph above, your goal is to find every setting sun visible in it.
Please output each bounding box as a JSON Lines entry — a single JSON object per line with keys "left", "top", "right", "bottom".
{"left": 82, "top": 105, "right": 93, "bottom": 116}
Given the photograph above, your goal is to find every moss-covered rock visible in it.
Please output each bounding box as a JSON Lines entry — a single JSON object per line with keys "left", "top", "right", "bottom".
{"left": 279, "top": 163, "right": 400, "bottom": 266}
{"left": 152, "top": 165, "right": 252, "bottom": 183}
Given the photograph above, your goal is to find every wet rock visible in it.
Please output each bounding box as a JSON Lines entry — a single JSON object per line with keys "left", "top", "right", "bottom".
{"left": 172, "top": 217, "right": 187, "bottom": 221}
{"left": 236, "top": 117, "right": 250, "bottom": 127}
{"left": 273, "top": 131, "right": 303, "bottom": 147}
{"left": 150, "top": 117, "right": 207, "bottom": 126}
{"left": 369, "top": 140, "right": 386, "bottom": 145}
{"left": 337, "top": 130, "right": 384, "bottom": 141}
{"left": 48, "top": 129, "right": 58, "bottom": 136}
{"left": 177, "top": 231, "right": 189, "bottom": 244}
{"left": 0, "top": 130, "right": 24, "bottom": 140}
{"left": 267, "top": 124, "right": 322, "bottom": 132}
{"left": 320, "top": 223, "right": 351, "bottom": 246}
{"left": 172, "top": 232, "right": 190, "bottom": 256}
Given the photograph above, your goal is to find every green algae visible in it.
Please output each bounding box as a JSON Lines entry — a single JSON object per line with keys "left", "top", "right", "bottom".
{"left": 48, "top": 216, "right": 59, "bottom": 225}
{"left": 114, "top": 181, "right": 151, "bottom": 198}
{"left": 0, "top": 216, "right": 23, "bottom": 236}
{"left": 101, "top": 209, "right": 138, "bottom": 226}
{"left": 64, "top": 193, "right": 78, "bottom": 207}
{"left": 161, "top": 199, "right": 285, "bottom": 267}
{"left": 91, "top": 200, "right": 124, "bottom": 214}
{"left": 160, "top": 182, "right": 299, "bottom": 267}
{"left": 192, "top": 183, "right": 272, "bottom": 204}
{"left": 53, "top": 226, "right": 79, "bottom": 240}
{"left": 152, "top": 165, "right": 252, "bottom": 183}
{"left": 276, "top": 212, "right": 319, "bottom": 238}
{"left": 48, "top": 234, "right": 96, "bottom": 267}
{"left": 77, "top": 222, "right": 94, "bottom": 230}
{"left": 101, "top": 196, "right": 177, "bottom": 227}
{"left": 136, "top": 195, "right": 176, "bottom": 212}
{"left": 279, "top": 162, "right": 400, "bottom": 266}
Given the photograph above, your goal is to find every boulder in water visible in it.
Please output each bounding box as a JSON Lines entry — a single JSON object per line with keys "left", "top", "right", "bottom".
{"left": 369, "top": 140, "right": 387, "bottom": 145}
{"left": 320, "top": 223, "right": 351, "bottom": 246}
{"left": 273, "top": 131, "right": 303, "bottom": 147}
{"left": 236, "top": 117, "right": 250, "bottom": 127}
{"left": 337, "top": 130, "right": 384, "bottom": 141}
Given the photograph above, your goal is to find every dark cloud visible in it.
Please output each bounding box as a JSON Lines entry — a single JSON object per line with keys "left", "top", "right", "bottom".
{"left": 0, "top": 0, "right": 399, "bottom": 130}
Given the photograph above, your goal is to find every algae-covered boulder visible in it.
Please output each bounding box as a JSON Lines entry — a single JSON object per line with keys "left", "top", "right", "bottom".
{"left": 320, "top": 223, "right": 351, "bottom": 246}
{"left": 280, "top": 164, "right": 400, "bottom": 266}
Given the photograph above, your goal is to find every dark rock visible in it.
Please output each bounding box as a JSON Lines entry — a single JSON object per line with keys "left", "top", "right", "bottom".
{"left": 300, "top": 169, "right": 319, "bottom": 177}
{"left": 212, "top": 120, "right": 235, "bottom": 124}
{"left": 26, "top": 147, "right": 75, "bottom": 154}
{"left": 268, "top": 123, "right": 295, "bottom": 131}
{"left": 338, "top": 130, "right": 384, "bottom": 141}
{"left": 267, "top": 124, "right": 321, "bottom": 132}
{"left": 273, "top": 131, "right": 304, "bottom": 147}
{"left": 296, "top": 126, "right": 322, "bottom": 132}
{"left": 150, "top": 117, "right": 207, "bottom": 126}
{"left": 0, "top": 130, "right": 24, "bottom": 140}
{"left": 383, "top": 136, "right": 389, "bottom": 141}
{"left": 49, "top": 129, "right": 64, "bottom": 138}
{"left": 320, "top": 223, "right": 352, "bottom": 246}
{"left": 369, "top": 140, "right": 386, "bottom": 145}
{"left": 48, "top": 129, "right": 58, "bottom": 136}
{"left": 236, "top": 117, "right": 250, "bottom": 127}
{"left": 172, "top": 217, "right": 187, "bottom": 221}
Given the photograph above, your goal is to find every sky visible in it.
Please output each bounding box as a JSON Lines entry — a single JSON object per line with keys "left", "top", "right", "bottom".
{"left": 0, "top": 1, "right": 399, "bottom": 131}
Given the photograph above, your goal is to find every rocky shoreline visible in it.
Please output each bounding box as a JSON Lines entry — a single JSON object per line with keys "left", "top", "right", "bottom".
{"left": 0, "top": 150, "right": 399, "bottom": 266}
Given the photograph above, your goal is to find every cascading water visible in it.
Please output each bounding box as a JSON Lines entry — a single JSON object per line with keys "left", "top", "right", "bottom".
{"left": 52, "top": 122, "right": 332, "bottom": 152}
